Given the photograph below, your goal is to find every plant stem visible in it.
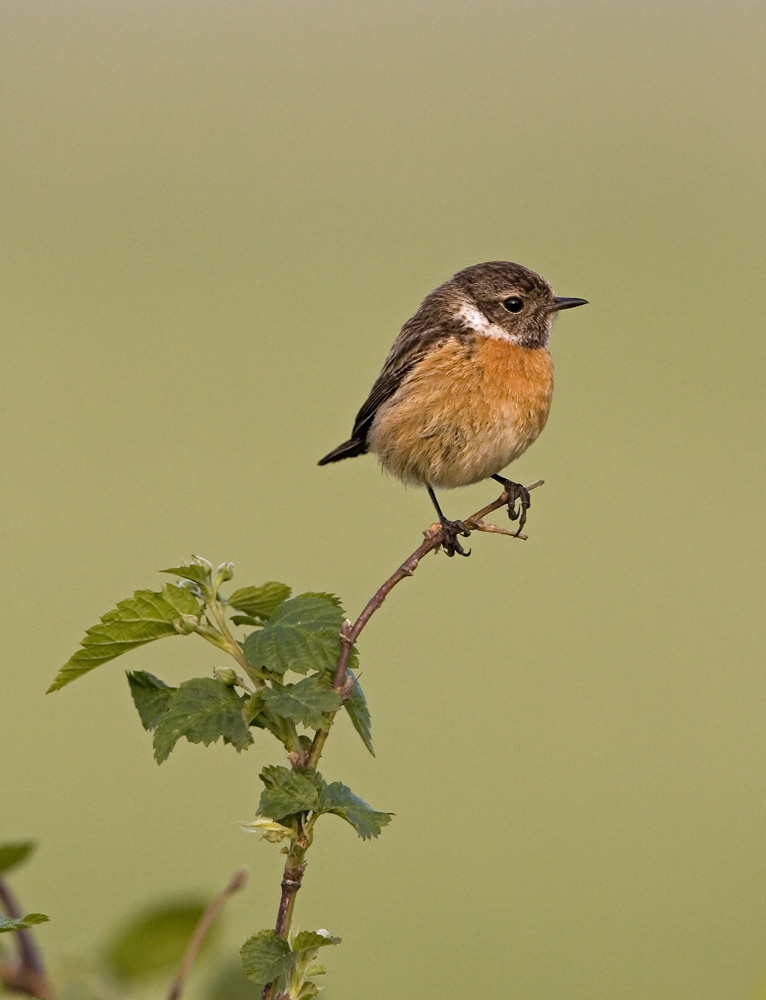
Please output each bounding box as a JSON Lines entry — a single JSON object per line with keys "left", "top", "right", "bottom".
{"left": 261, "top": 843, "right": 308, "bottom": 1000}
{"left": 275, "top": 859, "right": 306, "bottom": 938}
{"left": 207, "top": 595, "right": 265, "bottom": 687}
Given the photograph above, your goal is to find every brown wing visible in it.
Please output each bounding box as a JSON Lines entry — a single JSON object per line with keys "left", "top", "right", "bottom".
{"left": 318, "top": 292, "right": 458, "bottom": 466}
{"left": 317, "top": 356, "right": 418, "bottom": 465}
{"left": 349, "top": 357, "right": 421, "bottom": 441}
{"left": 350, "top": 321, "right": 449, "bottom": 442}
{"left": 317, "top": 352, "right": 424, "bottom": 466}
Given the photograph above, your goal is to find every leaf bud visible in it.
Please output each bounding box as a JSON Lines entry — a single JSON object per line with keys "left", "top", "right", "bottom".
{"left": 241, "top": 817, "right": 296, "bottom": 843}
{"left": 214, "top": 666, "right": 238, "bottom": 686}
{"left": 214, "top": 561, "right": 235, "bottom": 590}
{"left": 173, "top": 614, "right": 199, "bottom": 635}
{"left": 176, "top": 578, "right": 204, "bottom": 597}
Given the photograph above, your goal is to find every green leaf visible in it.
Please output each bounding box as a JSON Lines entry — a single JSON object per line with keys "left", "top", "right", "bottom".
{"left": 262, "top": 676, "right": 342, "bottom": 729}
{"left": 160, "top": 563, "right": 211, "bottom": 586}
{"left": 295, "top": 591, "right": 344, "bottom": 608}
{"left": 228, "top": 582, "right": 292, "bottom": 620}
{"left": 230, "top": 614, "right": 264, "bottom": 628}
{"left": 48, "top": 585, "right": 202, "bottom": 692}
{"left": 297, "top": 984, "right": 320, "bottom": 1000}
{"left": 287, "top": 930, "right": 340, "bottom": 1000}
{"left": 127, "top": 671, "right": 176, "bottom": 731}
{"left": 244, "top": 597, "right": 346, "bottom": 677}
{"left": 0, "top": 913, "right": 48, "bottom": 934}
{"left": 318, "top": 782, "right": 392, "bottom": 840}
{"left": 104, "top": 900, "right": 208, "bottom": 981}
{"left": 345, "top": 670, "right": 374, "bottom": 756}
{"left": 153, "top": 678, "right": 253, "bottom": 763}
{"left": 291, "top": 930, "right": 341, "bottom": 953}
{"left": 257, "top": 765, "right": 324, "bottom": 821}
{"left": 240, "top": 929, "right": 292, "bottom": 987}
{"left": 0, "top": 841, "right": 35, "bottom": 875}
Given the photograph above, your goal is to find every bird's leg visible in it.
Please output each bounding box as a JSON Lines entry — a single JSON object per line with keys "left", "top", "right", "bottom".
{"left": 426, "top": 485, "right": 471, "bottom": 558}
{"left": 491, "top": 475, "right": 532, "bottom": 536}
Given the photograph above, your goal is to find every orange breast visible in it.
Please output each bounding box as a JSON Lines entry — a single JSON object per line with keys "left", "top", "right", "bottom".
{"left": 368, "top": 336, "right": 554, "bottom": 488}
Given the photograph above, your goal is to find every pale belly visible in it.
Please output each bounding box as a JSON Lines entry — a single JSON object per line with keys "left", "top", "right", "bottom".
{"left": 367, "top": 338, "right": 554, "bottom": 488}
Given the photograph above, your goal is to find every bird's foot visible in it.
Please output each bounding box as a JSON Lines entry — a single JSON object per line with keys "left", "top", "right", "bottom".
{"left": 496, "top": 479, "right": 532, "bottom": 536}
{"left": 439, "top": 518, "right": 471, "bottom": 558}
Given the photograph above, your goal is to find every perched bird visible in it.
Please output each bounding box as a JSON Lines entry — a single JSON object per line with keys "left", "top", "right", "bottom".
{"left": 319, "top": 261, "right": 587, "bottom": 556}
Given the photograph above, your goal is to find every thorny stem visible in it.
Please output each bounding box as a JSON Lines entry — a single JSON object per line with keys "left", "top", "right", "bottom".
{"left": 0, "top": 876, "right": 54, "bottom": 1000}
{"left": 167, "top": 869, "right": 247, "bottom": 1000}
{"left": 262, "top": 483, "right": 543, "bottom": 998}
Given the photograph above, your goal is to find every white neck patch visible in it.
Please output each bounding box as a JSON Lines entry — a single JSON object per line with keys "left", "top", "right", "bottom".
{"left": 455, "top": 301, "right": 520, "bottom": 344}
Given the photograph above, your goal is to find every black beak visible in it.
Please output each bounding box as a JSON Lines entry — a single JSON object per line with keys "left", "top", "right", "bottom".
{"left": 550, "top": 296, "right": 588, "bottom": 312}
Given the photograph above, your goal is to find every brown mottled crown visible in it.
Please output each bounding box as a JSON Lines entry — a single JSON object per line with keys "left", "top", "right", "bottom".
{"left": 450, "top": 261, "right": 554, "bottom": 302}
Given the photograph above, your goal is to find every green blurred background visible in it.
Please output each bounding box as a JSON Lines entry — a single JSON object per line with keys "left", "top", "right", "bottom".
{"left": 2, "top": 1, "right": 765, "bottom": 997}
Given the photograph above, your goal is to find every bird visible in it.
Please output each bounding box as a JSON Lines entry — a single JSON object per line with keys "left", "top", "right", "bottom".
{"left": 318, "top": 261, "right": 587, "bottom": 556}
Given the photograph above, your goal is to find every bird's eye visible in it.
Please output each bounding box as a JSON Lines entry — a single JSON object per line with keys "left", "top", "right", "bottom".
{"left": 502, "top": 296, "right": 524, "bottom": 313}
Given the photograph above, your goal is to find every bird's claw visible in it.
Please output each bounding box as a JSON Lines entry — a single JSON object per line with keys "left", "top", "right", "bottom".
{"left": 498, "top": 480, "right": 532, "bottom": 536}
{"left": 439, "top": 518, "right": 471, "bottom": 557}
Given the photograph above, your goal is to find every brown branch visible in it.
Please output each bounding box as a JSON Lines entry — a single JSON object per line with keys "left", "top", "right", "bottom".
{"left": 307, "top": 481, "right": 544, "bottom": 768}
{"left": 274, "top": 862, "right": 306, "bottom": 938}
{"left": 0, "top": 876, "right": 54, "bottom": 1000}
{"left": 167, "top": 869, "right": 248, "bottom": 1000}
{"left": 340, "top": 480, "right": 544, "bottom": 679}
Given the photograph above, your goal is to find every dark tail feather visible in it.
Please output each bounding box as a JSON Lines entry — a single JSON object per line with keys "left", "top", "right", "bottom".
{"left": 318, "top": 438, "right": 368, "bottom": 465}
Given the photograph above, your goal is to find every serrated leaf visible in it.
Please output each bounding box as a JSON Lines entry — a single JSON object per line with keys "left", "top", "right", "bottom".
{"left": 240, "top": 929, "right": 292, "bottom": 987}
{"left": 0, "top": 841, "right": 35, "bottom": 875}
{"left": 345, "top": 670, "right": 374, "bottom": 756}
{"left": 292, "top": 931, "right": 341, "bottom": 953}
{"left": 318, "top": 782, "right": 392, "bottom": 840}
{"left": 288, "top": 930, "right": 340, "bottom": 1000}
{"left": 230, "top": 614, "right": 265, "bottom": 628}
{"left": 105, "top": 900, "right": 208, "bottom": 980}
{"left": 160, "top": 564, "right": 210, "bottom": 586}
{"left": 243, "top": 597, "right": 347, "bottom": 677}
{"left": 262, "top": 676, "right": 342, "bottom": 729}
{"left": 127, "top": 671, "right": 176, "bottom": 731}
{"left": 297, "top": 984, "right": 320, "bottom": 1000}
{"left": 48, "top": 585, "right": 201, "bottom": 693}
{"left": 257, "top": 765, "right": 324, "bottom": 821}
{"left": 228, "top": 582, "right": 292, "bottom": 620}
{"left": 295, "top": 591, "right": 344, "bottom": 609}
{"left": 153, "top": 678, "right": 253, "bottom": 763}
{"left": 0, "top": 913, "right": 48, "bottom": 934}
